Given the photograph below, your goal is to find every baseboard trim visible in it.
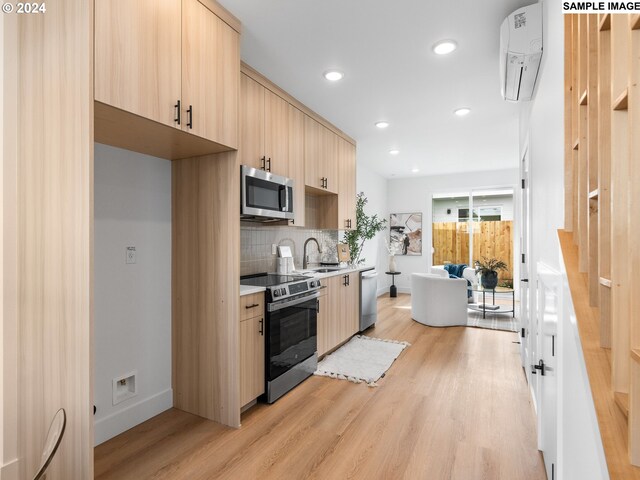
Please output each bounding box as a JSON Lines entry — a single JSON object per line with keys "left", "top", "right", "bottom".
{"left": 94, "top": 388, "right": 173, "bottom": 446}
{"left": 1, "top": 458, "right": 19, "bottom": 480}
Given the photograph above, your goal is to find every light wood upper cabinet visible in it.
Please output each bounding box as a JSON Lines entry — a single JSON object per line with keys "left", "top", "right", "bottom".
{"left": 95, "top": 0, "right": 239, "bottom": 149}
{"left": 95, "top": 0, "right": 182, "bottom": 128}
{"left": 182, "top": 0, "right": 239, "bottom": 148}
{"left": 338, "top": 138, "right": 357, "bottom": 230}
{"left": 265, "top": 90, "right": 290, "bottom": 176}
{"left": 239, "top": 74, "right": 266, "bottom": 170}
{"left": 239, "top": 73, "right": 291, "bottom": 175}
{"left": 240, "top": 314, "right": 265, "bottom": 407}
{"left": 288, "top": 105, "right": 306, "bottom": 227}
{"left": 304, "top": 116, "right": 338, "bottom": 193}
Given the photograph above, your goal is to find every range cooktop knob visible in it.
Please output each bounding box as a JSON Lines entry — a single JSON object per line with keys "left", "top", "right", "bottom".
{"left": 273, "top": 290, "right": 280, "bottom": 297}
{"left": 281, "top": 288, "right": 287, "bottom": 296}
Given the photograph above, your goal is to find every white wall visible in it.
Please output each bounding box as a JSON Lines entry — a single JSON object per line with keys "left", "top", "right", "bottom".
{"left": 94, "top": 144, "right": 172, "bottom": 445}
{"left": 520, "top": 1, "right": 607, "bottom": 478}
{"left": 356, "top": 163, "right": 391, "bottom": 295}
{"left": 386, "top": 169, "right": 519, "bottom": 293}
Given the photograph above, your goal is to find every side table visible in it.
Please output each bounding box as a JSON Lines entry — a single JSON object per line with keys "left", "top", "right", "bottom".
{"left": 385, "top": 271, "right": 401, "bottom": 298}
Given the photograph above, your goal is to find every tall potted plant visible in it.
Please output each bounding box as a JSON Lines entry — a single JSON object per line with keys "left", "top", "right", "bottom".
{"left": 475, "top": 257, "right": 508, "bottom": 290}
{"left": 342, "top": 192, "right": 387, "bottom": 265}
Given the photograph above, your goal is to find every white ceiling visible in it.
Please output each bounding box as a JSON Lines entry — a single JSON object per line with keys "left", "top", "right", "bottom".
{"left": 218, "top": 0, "right": 532, "bottom": 178}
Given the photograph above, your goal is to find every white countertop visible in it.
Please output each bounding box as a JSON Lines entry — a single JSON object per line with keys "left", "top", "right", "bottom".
{"left": 294, "top": 264, "right": 376, "bottom": 280}
{"left": 239, "top": 285, "right": 266, "bottom": 296}
{"left": 239, "top": 265, "right": 375, "bottom": 296}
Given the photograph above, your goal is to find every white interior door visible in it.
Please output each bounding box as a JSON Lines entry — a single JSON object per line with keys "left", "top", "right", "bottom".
{"left": 537, "top": 263, "right": 559, "bottom": 480}
{"left": 520, "top": 148, "right": 532, "bottom": 371}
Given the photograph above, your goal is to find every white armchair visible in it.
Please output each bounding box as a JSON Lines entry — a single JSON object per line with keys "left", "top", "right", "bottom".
{"left": 411, "top": 273, "right": 468, "bottom": 327}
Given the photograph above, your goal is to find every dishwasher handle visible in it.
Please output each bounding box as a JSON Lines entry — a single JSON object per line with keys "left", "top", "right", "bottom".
{"left": 362, "top": 271, "right": 378, "bottom": 279}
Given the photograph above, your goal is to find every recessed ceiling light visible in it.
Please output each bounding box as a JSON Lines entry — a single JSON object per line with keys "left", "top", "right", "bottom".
{"left": 433, "top": 40, "right": 458, "bottom": 55}
{"left": 389, "top": 149, "right": 400, "bottom": 155}
{"left": 323, "top": 70, "right": 344, "bottom": 81}
{"left": 375, "top": 121, "right": 390, "bottom": 129}
{"left": 411, "top": 168, "right": 420, "bottom": 173}
{"left": 454, "top": 107, "right": 471, "bottom": 116}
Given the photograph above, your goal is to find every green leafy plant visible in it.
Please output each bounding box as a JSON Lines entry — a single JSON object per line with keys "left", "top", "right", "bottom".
{"left": 474, "top": 257, "right": 508, "bottom": 275}
{"left": 342, "top": 192, "right": 387, "bottom": 265}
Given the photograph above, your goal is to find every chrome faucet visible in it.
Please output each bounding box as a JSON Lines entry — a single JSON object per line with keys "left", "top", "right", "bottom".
{"left": 303, "top": 237, "right": 322, "bottom": 269}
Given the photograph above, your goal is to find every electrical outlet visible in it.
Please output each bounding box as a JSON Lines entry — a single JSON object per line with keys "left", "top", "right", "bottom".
{"left": 113, "top": 371, "right": 137, "bottom": 405}
{"left": 272, "top": 244, "right": 278, "bottom": 255}
{"left": 126, "top": 246, "right": 136, "bottom": 264}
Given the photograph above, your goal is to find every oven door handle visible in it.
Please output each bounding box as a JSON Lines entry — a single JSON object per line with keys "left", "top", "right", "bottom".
{"left": 268, "top": 291, "right": 321, "bottom": 312}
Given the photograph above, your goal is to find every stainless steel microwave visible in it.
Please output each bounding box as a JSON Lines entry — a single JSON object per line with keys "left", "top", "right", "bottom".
{"left": 241, "top": 165, "right": 294, "bottom": 222}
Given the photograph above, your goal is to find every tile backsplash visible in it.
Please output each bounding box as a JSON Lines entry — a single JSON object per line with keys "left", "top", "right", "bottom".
{"left": 241, "top": 225, "right": 339, "bottom": 276}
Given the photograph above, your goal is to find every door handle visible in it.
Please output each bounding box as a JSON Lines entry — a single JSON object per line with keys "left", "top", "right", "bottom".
{"left": 531, "top": 359, "right": 545, "bottom": 376}
{"left": 186, "top": 105, "right": 193, "bottom": 129}
{"left": 258, "top": 318, "right": 264, "bottom": 336}
{"left": 174, "top": 100, "right": 181, "bottom": 125}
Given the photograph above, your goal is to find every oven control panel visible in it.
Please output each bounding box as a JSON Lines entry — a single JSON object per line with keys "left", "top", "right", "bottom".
{"left": 269, "top": 279, "right": 322, "bottom": 301}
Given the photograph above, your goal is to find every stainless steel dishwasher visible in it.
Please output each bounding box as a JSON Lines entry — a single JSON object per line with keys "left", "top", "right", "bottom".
{"left": 359, "top": 268, "right": 378, "bottom": 331}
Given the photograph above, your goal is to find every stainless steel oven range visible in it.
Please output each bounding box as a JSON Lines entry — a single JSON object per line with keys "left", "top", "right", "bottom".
{"left": 240, "top": 273, "right": 323, "bottom": 403}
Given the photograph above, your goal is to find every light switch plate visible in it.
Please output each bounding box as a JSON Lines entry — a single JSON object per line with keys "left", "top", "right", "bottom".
{"left": 126, "top": 246, "right": 136, "bottom": 264}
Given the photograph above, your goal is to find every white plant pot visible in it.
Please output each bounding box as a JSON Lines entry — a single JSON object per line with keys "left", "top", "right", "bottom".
{"left": 388, "top": 255, "right": 396, "bottom": 273}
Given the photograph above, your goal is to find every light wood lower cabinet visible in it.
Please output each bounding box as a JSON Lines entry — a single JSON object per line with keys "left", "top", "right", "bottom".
{"left": 240, "top": 313, "right": 265, "bottom": 407}
{"left": 318, "top": 273, "right": 360, "bottom": 356}
{"left": 317, "top": 289, "right": 330, "bottom": 356}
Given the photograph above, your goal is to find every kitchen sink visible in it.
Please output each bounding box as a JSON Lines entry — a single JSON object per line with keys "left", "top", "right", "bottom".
{"left": 312, "top": 267, "right": 342, "bottom": 273}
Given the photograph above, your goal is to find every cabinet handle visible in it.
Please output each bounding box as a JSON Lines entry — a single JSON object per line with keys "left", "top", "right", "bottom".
{"left": 245, "top": 303, "right": 260, "bottom": 309}
{"left": 174, "top": 100, "right": 181, "bottom": 125}
{"left": 343, "top": 275, "right": 348, "bottom": 287}
{"left": 316, "top": 299, "right": 320, "bottom": 314}
{"left": 261, "top": 156, "right": 266, "bottom": 170}
{"left": 259, "top": 318, "right": 264, "bottom": 336}
{"left": 325, "top": 178, "right": 328, "bottom": 189}
{"left": 267, "top": 157, "right": 271, "bottom": 172}
{"left": 187, "top": 105, "right": 193, "bottom": 129}
{"left": 347, "top": 275, "right": 350, "bottom": 286}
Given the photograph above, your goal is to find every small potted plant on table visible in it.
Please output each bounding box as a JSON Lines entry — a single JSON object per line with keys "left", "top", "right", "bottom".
{"left": 474, "top": 257, "right": 508, "bottom": 290}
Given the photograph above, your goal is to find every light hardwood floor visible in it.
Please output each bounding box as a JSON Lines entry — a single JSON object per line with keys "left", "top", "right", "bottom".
{"left": 95, "top": 294, "right": 546, "bottom": 480}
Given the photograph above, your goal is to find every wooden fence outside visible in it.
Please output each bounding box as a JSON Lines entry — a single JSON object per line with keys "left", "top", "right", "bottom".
{"left": 432, "top": 220, "right": 513, "bottom": 281}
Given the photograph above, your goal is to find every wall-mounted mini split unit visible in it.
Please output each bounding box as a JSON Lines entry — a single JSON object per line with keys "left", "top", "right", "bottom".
{"left": 499, "top": 3, "right": 543, "bottom": 102}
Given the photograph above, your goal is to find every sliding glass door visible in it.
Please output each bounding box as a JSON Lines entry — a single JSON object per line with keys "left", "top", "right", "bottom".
{"left": 432, "top": 188, "right": 514, "bottom": 286}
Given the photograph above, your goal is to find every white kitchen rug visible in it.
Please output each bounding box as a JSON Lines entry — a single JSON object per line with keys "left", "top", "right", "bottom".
{"left": 315, "top": 335, "right": 409, "bottom": 387}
